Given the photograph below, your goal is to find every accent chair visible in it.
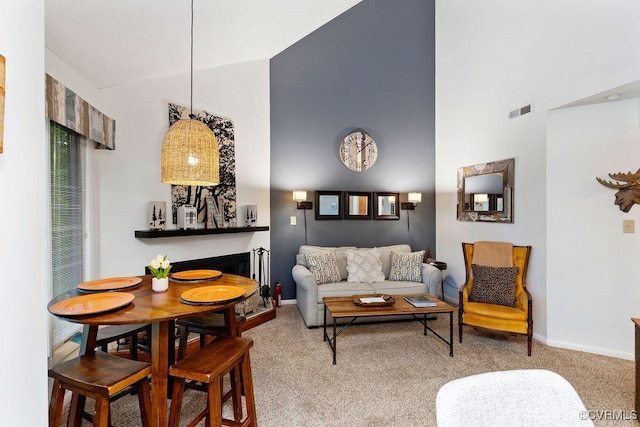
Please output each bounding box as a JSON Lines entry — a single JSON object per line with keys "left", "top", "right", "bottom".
{"left": 459, "top": 241, "right": 533, "bottom": 355}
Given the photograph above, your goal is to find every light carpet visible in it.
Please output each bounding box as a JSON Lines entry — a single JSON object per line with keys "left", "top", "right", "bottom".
{"left": 67, "top": 304, "right": 635, "bottom": 426}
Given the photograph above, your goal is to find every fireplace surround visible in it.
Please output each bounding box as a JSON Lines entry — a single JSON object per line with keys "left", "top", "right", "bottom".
{"left": 144, "top": 252, "right": 251, "bottom": 278}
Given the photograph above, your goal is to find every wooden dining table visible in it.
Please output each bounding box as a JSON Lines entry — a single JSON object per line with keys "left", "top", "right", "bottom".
{"left": 47, "top": 273, "right": 258, "bottom": 427}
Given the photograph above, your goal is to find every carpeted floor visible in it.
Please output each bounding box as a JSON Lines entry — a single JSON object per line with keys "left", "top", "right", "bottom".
{"left": 67, "top": 304, "right": 635, "bottom": 426}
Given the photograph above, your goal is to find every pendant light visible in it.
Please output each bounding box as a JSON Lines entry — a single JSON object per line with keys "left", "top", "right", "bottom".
{"left": 161, "top": 0, "right": 219, "bottom": 186}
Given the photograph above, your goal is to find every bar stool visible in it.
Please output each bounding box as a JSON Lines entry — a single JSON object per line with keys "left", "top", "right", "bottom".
{"left": 168, "top": 336, "right": 257, "bottom": 427}
{"left": 48, "top": 351, "right": 152, "bottom": 427}
{"left": 95, "top": 323, "right": 150, "bottom": 360}
{"left": 176, "top": 312, "right": 245, "bottom": 360}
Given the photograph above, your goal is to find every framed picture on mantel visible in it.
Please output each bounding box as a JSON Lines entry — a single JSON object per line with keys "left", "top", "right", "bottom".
{"left": 206, "top": 196, "right": 223, "bottom": 229}
{"left": 148, "top": 201, "right": 167, "bottom": 230}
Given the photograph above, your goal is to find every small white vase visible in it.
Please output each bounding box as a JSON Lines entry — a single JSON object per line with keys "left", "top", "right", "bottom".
{"left": 152, "top": 277, "right": 169, "bottom": 292}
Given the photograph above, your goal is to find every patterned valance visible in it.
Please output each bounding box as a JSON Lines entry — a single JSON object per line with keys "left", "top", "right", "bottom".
{"left": 45, "top": 74, "right": 116, "bottom": 150}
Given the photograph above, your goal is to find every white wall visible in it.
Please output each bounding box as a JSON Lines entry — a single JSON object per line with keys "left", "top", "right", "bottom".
{"left": 0, "top": 1, "right": 49, "bottom": 425}
{"left": 101, "top": 60, "right": 270, "bottom": 276}
{"left": 47, "top": 56, "right": 271, "bottom": 277}
{"left": 548, "top": 98, "right": 640, "bottom": 359}
{"left": 436, "top": 0, "right": 640, "bottom": 354}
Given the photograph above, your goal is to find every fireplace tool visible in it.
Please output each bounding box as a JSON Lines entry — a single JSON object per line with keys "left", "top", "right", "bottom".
{"left": 252, "top": 247, "right": 270, "bottom": 307}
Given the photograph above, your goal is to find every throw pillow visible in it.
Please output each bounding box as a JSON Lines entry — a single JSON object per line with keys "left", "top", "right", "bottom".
{"left": 469, "top": 264, "right": 519, "bottom": 307}
{"left": 344, "top": 249, "right": 385, "bottom": 283}
{"left": 305, "top": 251, "right": 342, "bottom": 284}
{"left": 376, "top": 244, "right": 411, "bottom": 278}
{"left": 388, "top": 250, "right": 425, "bottom": 282}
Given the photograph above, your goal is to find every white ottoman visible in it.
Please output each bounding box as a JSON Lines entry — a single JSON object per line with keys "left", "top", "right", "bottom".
{"left": 436, "top": 369, "right": 594, "bottom": 426}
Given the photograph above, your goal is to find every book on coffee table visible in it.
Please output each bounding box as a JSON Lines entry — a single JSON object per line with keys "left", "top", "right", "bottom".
{"left": 404, "top": 296, "right": 437, "bottom": 307}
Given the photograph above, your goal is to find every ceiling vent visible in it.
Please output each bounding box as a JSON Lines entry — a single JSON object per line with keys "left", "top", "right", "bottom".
{"left": 509, "top": 103, "right": 532, "bottom": 119}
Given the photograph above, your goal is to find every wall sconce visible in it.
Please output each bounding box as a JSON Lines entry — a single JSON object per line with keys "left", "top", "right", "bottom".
{"left": 401, "top": 192, "right": 422, "bottom": 250}
{"left": 401, "top": 192, "right": 422, "bottom": 210}
{"left": 293, "top": 190, "right": 311, "bottom": 245}
{"left": 293, "top": 190, "right": 312, "bottom": 210}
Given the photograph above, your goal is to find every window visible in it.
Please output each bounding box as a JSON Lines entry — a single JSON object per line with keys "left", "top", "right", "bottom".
{"left": 50, "top": 122, "right": 86, "bottom": 348}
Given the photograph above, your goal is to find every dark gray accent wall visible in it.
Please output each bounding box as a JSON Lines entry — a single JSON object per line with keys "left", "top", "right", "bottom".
{"left": 270, "top": 0, "right": 435, "bottom": 300}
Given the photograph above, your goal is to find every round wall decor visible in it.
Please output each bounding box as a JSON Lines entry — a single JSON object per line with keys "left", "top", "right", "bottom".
{"left": 339, "top": 131, "right": 378, "bottom": 172}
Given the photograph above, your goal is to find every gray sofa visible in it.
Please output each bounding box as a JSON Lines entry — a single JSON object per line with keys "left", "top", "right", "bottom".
{"left": 292, "top": 244, "right": 443, "bottom": 327}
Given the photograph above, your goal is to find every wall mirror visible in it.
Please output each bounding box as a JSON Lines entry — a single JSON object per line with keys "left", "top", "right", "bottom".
{"left": 374, "top": 192, "right": 400, "bottom": 220}
{"left": 457, "top": 158, "right": 514, "bottom": 223}
{"left": 315, "top": 191, "right": 342, "bottom": 220}
{"left": 344, "top": 191, "right": 371, "bottom": 220}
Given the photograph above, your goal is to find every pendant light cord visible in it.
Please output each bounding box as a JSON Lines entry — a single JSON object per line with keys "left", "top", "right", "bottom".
{"left": 189, "top": 0, "right": 194, "bottom": 118}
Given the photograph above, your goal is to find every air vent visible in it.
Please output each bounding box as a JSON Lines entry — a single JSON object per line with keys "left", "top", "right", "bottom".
{"left": 509, "top": 103, "right": 532, "bottom": 119}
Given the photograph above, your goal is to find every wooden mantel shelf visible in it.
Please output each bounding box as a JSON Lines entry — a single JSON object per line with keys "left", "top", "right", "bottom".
{"left": 134, "top": 226, "right": 269, "bottom": 239}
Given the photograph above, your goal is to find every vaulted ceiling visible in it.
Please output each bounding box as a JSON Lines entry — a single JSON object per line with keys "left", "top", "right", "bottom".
{"left": 45, "top": 0, "right": 362, "bottom": 89}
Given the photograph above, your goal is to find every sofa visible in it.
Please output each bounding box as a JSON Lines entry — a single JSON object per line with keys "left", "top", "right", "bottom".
{"left": 292, "top": 244, "right": 443, "bottom": 327}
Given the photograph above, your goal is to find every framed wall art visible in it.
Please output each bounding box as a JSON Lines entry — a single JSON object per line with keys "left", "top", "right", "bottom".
{"left": 344, "top": 191, "right": 371, "bottom": 220}
{"left": 315, "top": 191, "right": 342, "bottom": 220}
{"left": 374, "top": 192, "right": 400, "bottom": 220}
{"left": 169, "top": 103, "right": 237, "bottom": 227}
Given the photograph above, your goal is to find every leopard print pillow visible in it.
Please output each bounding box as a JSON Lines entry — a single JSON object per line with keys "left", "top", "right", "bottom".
{"left": 469, "top": 264, "right": 519, "bottom": 307}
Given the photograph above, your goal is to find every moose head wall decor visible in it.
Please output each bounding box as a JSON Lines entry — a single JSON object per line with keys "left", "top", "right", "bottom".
{"left": 596, "top": 169, "right": 640, "bottom": 212}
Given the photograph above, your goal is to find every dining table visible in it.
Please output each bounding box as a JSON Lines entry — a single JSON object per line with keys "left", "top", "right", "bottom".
{"left": 47, "top": 272, "right": 258, "bottom": 427}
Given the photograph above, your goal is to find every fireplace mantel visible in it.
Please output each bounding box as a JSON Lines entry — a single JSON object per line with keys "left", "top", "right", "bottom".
{"left": 134, "top": 226, "right": 269, "bottom": 239}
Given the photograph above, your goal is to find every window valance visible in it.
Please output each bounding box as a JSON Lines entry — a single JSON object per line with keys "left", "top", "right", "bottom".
{"left": 45, "top": 74, "right": 116, "bottom": 150}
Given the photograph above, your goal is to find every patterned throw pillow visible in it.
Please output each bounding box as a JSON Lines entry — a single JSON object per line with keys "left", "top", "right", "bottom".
{"left": 388, "top": 250, "right": 425, "bottom": 282}
{"left": 305, "top": 251, "right": 342, "bottom": 284}
{"left": 344, "top": 249, "right": 385, "bottom": 283}
{"left": 469, "top": 264, "right": 519, "bottom": 307}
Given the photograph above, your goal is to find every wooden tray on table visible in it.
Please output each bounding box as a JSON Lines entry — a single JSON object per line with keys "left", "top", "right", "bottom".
{"left": 352, "top": 294, "right": 395, "bottom": 307}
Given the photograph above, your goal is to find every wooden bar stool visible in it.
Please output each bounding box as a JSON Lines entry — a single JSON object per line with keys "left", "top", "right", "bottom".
{"left": 176, "top": 312, "right": 245, "bottom": 360}
{"left": 95, "top": 323, "right": 150, "bottom": 360}
{"left": 168, "top": 336, "right": 257, "bottom": 427}
{"left": 48, "top": 351, "right": 152, "bottom": 427}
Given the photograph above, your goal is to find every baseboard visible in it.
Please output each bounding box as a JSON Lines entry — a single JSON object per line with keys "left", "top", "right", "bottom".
{"left": 280, "top": 299, "right": 296, "bottom": 305}
{"left": 48, "top": 340, "right": 80, "bottom": 368}
{"left": 544, "top": 338, "right": 633, "bottom": 361}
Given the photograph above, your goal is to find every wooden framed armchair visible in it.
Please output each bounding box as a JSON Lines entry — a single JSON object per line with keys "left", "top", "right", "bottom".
{"left": 459, "top": 242, "right": 533, "bottom": 355}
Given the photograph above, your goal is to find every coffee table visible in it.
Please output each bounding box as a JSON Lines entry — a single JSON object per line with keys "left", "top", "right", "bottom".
{"left": 323, "top": 294, "right": 455, "bottom": 364}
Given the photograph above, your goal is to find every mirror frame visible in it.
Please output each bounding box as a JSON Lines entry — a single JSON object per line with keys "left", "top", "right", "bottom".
{"left": 315, "top": 191, "right": 343, "bottom": 220}
{"left": 344, "top": 191, "right": 371, "bottom": 220}
{"left": 457, "top": 158, "right": 514, "bottom": 223}
{"left": 373, "top": 192, "right": 400, "bottom": 220}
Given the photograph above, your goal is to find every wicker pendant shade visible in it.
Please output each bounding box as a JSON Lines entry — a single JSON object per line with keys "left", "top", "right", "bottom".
{"left": 160, "top": 0, "right": 219, "bottom": 186}
{"left": 161, "top": 118, "right": 219, "bottom": 186}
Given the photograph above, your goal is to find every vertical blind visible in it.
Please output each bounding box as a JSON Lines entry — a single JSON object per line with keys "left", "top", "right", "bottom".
{"left": 50, "top": 122, "right": 85, "bottom": 348}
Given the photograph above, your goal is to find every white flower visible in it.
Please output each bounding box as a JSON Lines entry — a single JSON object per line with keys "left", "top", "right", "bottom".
{"left": 148, "top": 254, "right": 172, "bottom": 279}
